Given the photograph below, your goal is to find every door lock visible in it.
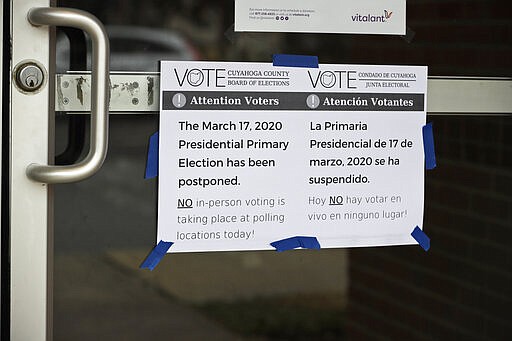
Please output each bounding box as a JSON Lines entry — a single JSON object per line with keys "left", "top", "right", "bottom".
{"left": 14, "top": 62, "right": 45, "bottom": 92}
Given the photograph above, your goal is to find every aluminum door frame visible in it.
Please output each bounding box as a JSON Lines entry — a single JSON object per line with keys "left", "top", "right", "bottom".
{"left": 9, "top": 0, "right": 53, "bottom": 340}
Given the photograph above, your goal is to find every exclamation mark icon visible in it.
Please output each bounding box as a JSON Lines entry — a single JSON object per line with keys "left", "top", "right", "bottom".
{"left": 306, "top": 94, "right": 320, "bottom": 109}
{"left": 172, "top": 93, "right": 187, "bottom": 108}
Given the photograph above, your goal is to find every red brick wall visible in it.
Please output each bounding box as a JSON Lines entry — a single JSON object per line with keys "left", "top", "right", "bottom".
{"left": 346, "top": 117, "right": 512, "bottom": 340}
{"left": 344, "top": 0, "right": 512, "bottom": 339}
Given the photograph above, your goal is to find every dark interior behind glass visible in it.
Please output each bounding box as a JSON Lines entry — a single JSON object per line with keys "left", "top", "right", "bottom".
{"left": 53, "top": 1, "right": 512, "bottom": 340}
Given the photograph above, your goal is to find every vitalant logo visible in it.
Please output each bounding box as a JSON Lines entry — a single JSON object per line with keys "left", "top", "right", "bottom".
{"left": 351, "top": 9, "right": 393, "bottom": 23}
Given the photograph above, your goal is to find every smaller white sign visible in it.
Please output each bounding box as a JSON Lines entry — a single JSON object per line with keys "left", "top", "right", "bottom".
{"left": 235, "top": 0, "right": 406, "bottom": 35}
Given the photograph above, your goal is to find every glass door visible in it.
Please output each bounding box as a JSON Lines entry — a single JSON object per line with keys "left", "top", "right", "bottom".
{"left": 4, "top": 0, "right": 512, "bottom": 340}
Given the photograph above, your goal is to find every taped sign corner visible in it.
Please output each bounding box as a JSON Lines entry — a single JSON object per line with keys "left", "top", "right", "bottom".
{"left": 272, "top": 54, "right": 319, "bottom": 68}
{"left": 411, "top": 226, "right": 430, "bottom": 252}
{"left": 145, "top": 131, "right": 159, "bottom": 179}
{"left": 140, "top": 240, "right": 173, "bottom": 271}
{"left": 423, "top": 123, "right": 437, "bottom": 170}
{"left": 271, "top": 236, "right": 321, "bottom": 252}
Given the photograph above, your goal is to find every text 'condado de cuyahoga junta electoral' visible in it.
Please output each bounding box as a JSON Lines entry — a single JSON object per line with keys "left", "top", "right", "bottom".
{"left": 157, "top": 61, "right": 428, "bottom": 253}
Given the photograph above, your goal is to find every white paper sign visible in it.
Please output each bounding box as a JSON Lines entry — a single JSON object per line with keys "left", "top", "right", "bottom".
{"left": 235, "top": 0, "right": 406, "bottom": 35}
{"left": 158, "top": 61, "right": 427, "bottom": 252}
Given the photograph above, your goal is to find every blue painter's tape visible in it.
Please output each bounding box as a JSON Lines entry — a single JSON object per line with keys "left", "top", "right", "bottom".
{"left": 140, "top": 240, "right": 173, "bottom": 271}
{"left": 271, "top": 237, "right": 301, "bottom": 251}
{"left": 299, "top": 236, "right": 321, "bottom": 250}
{"left": 270, "top": 236, "right": 321, "bottom": 252}
{"left": 423, "top": 123, "right": 437, "bottom": 170}
{"left": 411, "top": 226, "right": 430, "bottom": 252}
{"left": 145, "top": 131, "right": 159, "bottom": 179}
{"left": 272, "top": 54, "right": 319, "bottom": 68}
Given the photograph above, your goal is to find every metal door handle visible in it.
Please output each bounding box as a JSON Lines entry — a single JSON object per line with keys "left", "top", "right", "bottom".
{"left": 26, "top": 7, "right": 110, "bottom": 183}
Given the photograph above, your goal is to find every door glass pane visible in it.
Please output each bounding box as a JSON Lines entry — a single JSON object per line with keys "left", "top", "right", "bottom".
{"left": 54, "top": 1, "right": 512, "bottom": 339}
